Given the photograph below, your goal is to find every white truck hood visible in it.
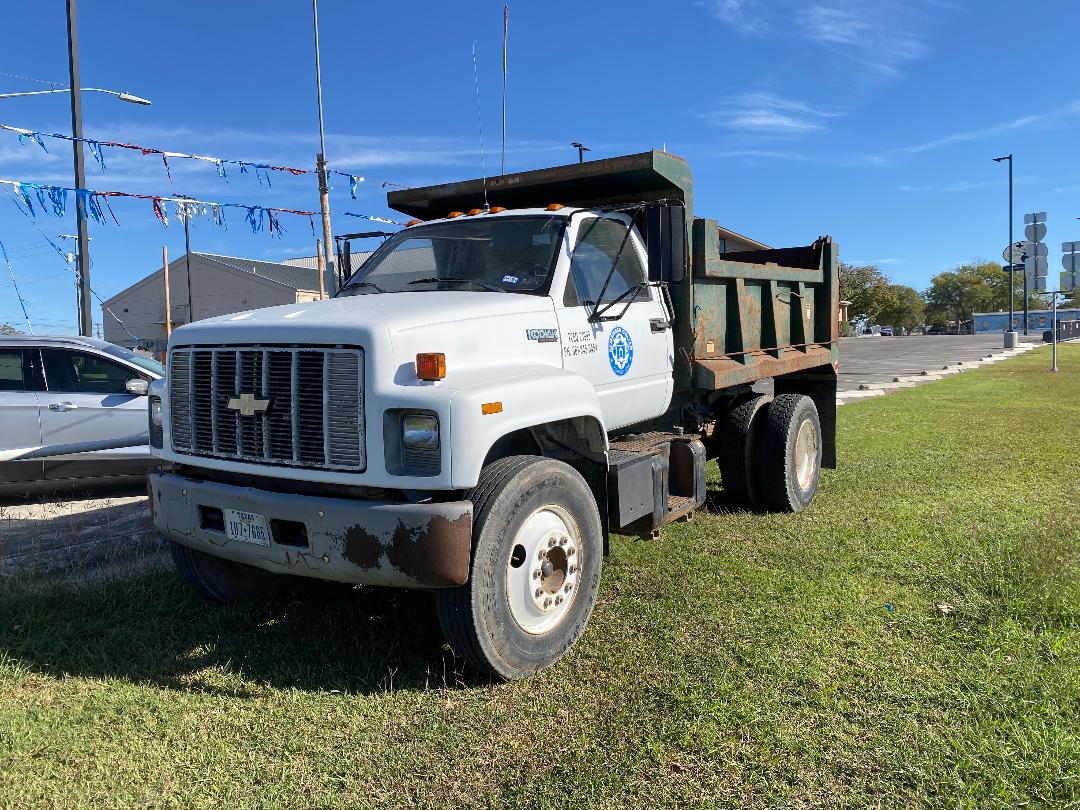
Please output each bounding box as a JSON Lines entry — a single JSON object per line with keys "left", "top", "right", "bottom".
{"left": 167, "top": 290, "right": 563, "bottom": 384}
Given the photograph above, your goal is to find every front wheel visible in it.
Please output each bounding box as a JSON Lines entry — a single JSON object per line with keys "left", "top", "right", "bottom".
{"left": 169, "top": 540, "right": 280, "bottom": 603}
{"left": 435, "top": 456, "right": 603, "bottom": 680}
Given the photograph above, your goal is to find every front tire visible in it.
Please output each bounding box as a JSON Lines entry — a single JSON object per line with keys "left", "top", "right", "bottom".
{"left": 435, "top": 456, "right": 603, "bottom": 680}
{"left": 169, "top": 540, "right": 280, "bottom": 603}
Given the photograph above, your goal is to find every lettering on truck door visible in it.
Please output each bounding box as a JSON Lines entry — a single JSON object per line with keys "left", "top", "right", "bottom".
{"left": 554, "top": 215, "right": 674, "bottom": 429}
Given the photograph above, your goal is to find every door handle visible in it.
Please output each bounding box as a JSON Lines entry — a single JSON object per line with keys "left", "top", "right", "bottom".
{"left": 650, "top": 318, "right": 670, "bottom": 333}
{"left": 49, "top": 402, "right": 78, "bottom": 412}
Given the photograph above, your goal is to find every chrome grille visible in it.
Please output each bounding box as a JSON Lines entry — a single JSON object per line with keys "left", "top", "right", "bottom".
{"left": 169, "top": 346, "right": 364, "bottom": 471}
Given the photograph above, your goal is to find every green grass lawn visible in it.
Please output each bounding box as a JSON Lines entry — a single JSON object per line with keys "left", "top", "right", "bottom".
{"left": 1, "top": 346, "right": 1078, "bottom": 809}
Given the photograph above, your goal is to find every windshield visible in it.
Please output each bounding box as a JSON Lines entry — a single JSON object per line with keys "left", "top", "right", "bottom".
{"left": 337, "top": 215, "right": 565, "bottom": 296}
{"left": 100, "top": 344, "right": 164, "bottom": 376}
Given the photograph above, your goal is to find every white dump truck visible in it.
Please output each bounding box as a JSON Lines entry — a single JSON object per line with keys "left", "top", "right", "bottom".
{"left": 147, "top": 151, "right": 839, "bottom": 679}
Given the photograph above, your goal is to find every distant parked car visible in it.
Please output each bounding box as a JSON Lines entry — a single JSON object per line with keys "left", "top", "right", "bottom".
{"left": 0, "top": 335, "right": 162, "bottom": 494}
{"left": 879, "top": 326, "right": 894, "bottom": 336}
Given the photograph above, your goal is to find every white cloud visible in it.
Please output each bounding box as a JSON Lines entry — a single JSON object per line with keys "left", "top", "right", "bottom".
{"left": 899, "top": 100, "right": 1080, "bottom": 155}
{"left": 703, "top": 0, "right": 944, "bottom": 80}
{"left": 703, "top": 93, "right": 841, "bottom": 135}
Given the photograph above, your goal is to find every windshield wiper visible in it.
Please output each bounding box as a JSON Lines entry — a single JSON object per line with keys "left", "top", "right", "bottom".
{"left": 406, "top": 276, "right": 508, "bottom": 293}
{"left": 339, "top": 280, "right": 385, "bottom": 295}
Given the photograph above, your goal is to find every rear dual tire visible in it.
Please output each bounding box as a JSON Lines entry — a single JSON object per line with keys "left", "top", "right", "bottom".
{"left": 720, "top": 393, "right": 822, "bottom": 513}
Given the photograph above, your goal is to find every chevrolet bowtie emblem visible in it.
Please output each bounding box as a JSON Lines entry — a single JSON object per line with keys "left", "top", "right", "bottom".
{"left": 226, "top": 393, "right": 271, "bottom": 417}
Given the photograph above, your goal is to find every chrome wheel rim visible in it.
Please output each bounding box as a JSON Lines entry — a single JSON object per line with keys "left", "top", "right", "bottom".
{"left": 794, "top": 418, "right": 818, "bottom": 492}
{"left": 505, "top": 505, "right": 581, "bottom": 635}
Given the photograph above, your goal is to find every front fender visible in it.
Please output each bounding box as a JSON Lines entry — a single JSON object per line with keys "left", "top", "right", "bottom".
{"left": 449, "top": 369, "right": 606, "bottom": 488}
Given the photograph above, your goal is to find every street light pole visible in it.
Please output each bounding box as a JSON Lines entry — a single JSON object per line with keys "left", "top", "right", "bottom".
{"left": 66, "top": 0, "right": 92, "bottom": 337}
{"left": 312, "top": 0, "right": 335, "bottom": 297}
{"left": 993, "top": 154, "right": 1017, "bottom": 348}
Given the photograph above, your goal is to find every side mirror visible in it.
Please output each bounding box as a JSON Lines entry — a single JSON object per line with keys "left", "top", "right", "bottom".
{"left": 646, "top": 204, "right": 687, "bottom": 284}
{"left": 125, "top": 378, "right": 149, "bottom": 396}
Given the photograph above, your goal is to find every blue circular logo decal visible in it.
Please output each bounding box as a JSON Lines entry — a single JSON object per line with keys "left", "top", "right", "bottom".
{"left": 607, "top": 327, "right": 634, "bottom": 376}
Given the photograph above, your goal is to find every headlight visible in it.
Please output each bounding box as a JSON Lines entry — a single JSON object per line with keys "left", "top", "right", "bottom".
{"left": 402, "top": 412, "right": 439, "bottom": 450}
{"left": 149, "top": 396, "right": 164, "bottom": 449}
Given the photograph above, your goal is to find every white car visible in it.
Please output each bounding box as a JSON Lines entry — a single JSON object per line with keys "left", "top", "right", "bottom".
{"left": 0, "top": 335, "right": 162, "bottom": 494}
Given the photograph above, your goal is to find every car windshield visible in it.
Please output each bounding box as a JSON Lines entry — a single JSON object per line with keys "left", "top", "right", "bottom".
{"left": 100, "top": 343, "right": 164, "bottom": 376}
{"left": 337, "top": 215, "right": 565, "bottom": 296}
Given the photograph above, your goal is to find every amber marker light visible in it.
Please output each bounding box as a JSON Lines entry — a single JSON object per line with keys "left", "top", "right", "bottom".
{"left": 481, "top": 401, "right": 503, "bottom": 415}
{"left": 488, "top": 206, "right": 506, "bottom": 213}
{"left": 545, "top": 203, "right": 564, "bottom": 211}
{"left": 405, "top": 219, "right": 422, "bottom": 227}
{"left": 416, "top": 353, "right": 446, "bottom": 381}
{"left": 467, "top": 208, "right": 484, "bottom": 216}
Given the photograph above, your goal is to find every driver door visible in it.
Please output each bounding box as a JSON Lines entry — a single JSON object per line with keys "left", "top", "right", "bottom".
{"left": 555, "top": 215, "right": 674, "bottom": 430}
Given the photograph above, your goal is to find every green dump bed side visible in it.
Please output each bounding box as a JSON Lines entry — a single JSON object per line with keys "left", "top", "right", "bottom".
{"left": 386, "top": 150, "right": 839, "bottom": 393}
{"left": 684, "top": 222, "right": 839, "bottom": 390}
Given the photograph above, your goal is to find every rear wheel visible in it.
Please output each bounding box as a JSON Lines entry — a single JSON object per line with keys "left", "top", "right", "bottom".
{"left": 435, "top": 456, "right": 603, "bottom": 680}
{"left": 756, "top": 394, "right": 822, "bottom": 512}
{"left": 169, "top": 540, "right": 280, "bottom": 603}
{"left": 718, "top": 393, "right": 770, "bottom": 508}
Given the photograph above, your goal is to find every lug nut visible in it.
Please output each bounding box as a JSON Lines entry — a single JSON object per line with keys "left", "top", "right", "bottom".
{"left": 558, "top": 536, "right": 567, "bottom": 546}
{"left": 547, "top": 537, "right": 556, "bottom": 548}
{"left": 567, "top": 548, "right": 575, "bottom": 556}
{"left": 533, "top": 569, "right": 541, "bottom": 579}
{"left": 569, "top": 565, "right": 576, "bottom": 574}
{"left": 564, "top": 583, "right": 572, "bottom": 593}
{"left": 555, "top": 596, "right": 563, "bottom": 606}
{"left": 535, "top": 588, "right": 542, "bottom": 598}
{"left": 543, "top": 598, "right": 553, "bottom": 608}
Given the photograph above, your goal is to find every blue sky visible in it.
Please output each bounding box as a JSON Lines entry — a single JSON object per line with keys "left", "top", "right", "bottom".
{"left": 1, "top": 0, "right": 1078, "bottom": 334}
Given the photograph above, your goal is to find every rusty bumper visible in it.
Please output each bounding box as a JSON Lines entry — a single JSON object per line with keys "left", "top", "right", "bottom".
{"left": 148, "top": 471, "right": 472, "bottom": 588}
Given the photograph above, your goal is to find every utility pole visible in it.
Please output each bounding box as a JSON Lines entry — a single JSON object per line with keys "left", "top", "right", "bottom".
{"left": 312, "top": 0, "right": 335, "bottom": 296}
{"left": 162, "top": 245, "right": 172, "bottom": 341}
{"left": 66, "top": 0, "right": 92, "bottom": 337}
{"left": 176, "top": 195, "right": 195, "bottom": 323}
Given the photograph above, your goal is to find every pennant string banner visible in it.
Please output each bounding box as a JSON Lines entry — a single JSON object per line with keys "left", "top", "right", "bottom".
{"left": 0, "top": 122, "right": 378, "bottom": 195}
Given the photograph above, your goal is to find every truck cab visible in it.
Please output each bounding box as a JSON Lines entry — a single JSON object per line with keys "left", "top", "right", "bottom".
{"left": 148, "top": 151, "right": 839, "bottom": 679}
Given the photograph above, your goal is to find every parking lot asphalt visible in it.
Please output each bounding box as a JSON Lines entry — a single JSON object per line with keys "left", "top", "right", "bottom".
{"left": 0, "top": 488, "right": 165, "bottom": 590}
{"left": 834, "top": 334, "right": 1038, "bottom": 401}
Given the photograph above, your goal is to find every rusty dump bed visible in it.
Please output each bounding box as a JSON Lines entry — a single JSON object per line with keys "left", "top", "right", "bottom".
{"left": 387, "top": 150, "right": 839, "bottom": 393}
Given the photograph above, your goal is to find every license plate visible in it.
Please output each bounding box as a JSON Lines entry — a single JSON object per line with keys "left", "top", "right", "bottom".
{"left": 223, "top": 509, "right": 271, "bottom": 546}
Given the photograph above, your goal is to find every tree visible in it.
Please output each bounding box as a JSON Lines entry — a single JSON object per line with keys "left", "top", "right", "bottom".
{"left": 0, "top": 322, "right": 23, "bottom": 336}
{"left": 876, "top": 285, "right": 925, "bottom": 332}
{"left": 924, "top": 262, "right": 1011, "bottom": 332}
{"left": 839, "top": 262, "right": 896, "bottom": 323}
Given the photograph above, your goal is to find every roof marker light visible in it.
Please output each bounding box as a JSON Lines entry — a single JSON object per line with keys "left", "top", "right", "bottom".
{"left": 546, "top": 203, "right": 564, "bottom": 211}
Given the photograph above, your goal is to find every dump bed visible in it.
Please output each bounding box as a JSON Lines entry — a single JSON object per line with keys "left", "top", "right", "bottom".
{"left": 387, "top": 150, "right": 839, "bottom": 393}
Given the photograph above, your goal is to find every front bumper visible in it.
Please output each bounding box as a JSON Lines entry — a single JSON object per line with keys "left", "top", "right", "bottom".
{"left": 148, "top": 471, "right": 472, "bottom": 588}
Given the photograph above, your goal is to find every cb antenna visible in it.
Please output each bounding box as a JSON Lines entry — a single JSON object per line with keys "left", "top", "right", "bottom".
{"left": 472, "top": 41, "right": 490, "bottom": 211}
{"left": 501, "top": 4, "right": 509, "bottom": 175}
